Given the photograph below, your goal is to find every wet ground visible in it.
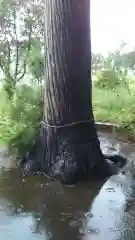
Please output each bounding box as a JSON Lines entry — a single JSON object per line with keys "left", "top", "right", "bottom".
{"left": 0, "top": 131, "right": 135, "bottom": 240}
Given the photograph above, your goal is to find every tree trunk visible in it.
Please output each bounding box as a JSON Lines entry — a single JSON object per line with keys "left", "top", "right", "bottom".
{"left": 38, "top": 0, "right": 105, "bottom": 183}
{"left": 22, "top": 0, "right": 127, "bottom": 184}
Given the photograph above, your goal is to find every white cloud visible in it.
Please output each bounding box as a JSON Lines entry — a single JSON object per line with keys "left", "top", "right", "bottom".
{"left": 91, "top": 0, "right": 135, "bottom": 54}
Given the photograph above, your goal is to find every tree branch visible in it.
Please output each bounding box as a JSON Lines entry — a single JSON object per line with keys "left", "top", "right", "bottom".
{"left": 3, "top": 32, "right": 11, "bottom": 71}
{"left": 17, "top": 62, "right": 27, "bottom": 81}
{"left": 0, "top": 61, "right": 4, "bottom": 73}
{"left": 17, "top": 24, "right": 32, "bottom": 81}
{"left": 13, "top": 4, "right": 19, "bottom": 79}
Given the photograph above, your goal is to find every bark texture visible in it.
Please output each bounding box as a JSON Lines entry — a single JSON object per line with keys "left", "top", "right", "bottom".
{"left": 22, "top": 0, "right": 127, "bottom": 184}
{"left": 38, "top": 0, "right": 105, "bottom": 183}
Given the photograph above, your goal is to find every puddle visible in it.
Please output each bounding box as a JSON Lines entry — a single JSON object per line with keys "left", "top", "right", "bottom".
{"left": 0, "top": 131, "right": 135, "bottom": 240}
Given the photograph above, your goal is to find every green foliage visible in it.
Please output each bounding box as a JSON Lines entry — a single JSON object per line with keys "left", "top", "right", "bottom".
{"left": 93, "top": 85, "right": 135, "bottom": 138}
{"left": 0, "top": 0, "right": 44, "bottom": 99}
{"left": 95, "top": 68, "right": 120, "bottom": 89}
{"left": 92, "top": 53, "right": 104, "bottom": 73}
{"left": 91, "top": 42, "right": 135, "bottom": 76}
{"left": 122, "top": 51, "right": 135, "bottom": 73}
{"left": 0, "top": 84, "right": 43, "bottom": 162}
{"left": 120, "top": 104, "right": 135, "bottom": 137}
{"left": 28, "top": 40, "right": 44, "bottom": 84}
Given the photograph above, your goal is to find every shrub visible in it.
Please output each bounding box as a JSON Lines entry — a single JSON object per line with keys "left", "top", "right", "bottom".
{"left": 120, "top": 104, "right": 135, "bottom": 137}
{"left": 0, "top": 84, "right": 43, "bottom": 163}
{"left": 95, "top": 68, "right": 120, "bottom": 89}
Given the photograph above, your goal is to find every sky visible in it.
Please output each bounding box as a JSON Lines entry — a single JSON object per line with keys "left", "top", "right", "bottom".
{"left": 91, "top": 0, "right": 135, "bottom": 55}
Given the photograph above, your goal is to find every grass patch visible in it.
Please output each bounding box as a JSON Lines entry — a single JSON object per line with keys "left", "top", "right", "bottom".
{"left": 93, "top": 85, "right": 135, "bottom": 137}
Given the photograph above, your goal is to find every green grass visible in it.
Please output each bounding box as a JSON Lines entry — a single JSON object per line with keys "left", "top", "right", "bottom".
{"left": 93, "top": 85, "right": 135, "bottom": 136}
{"left": 93, "top": 87, "right": 132, "bottom": 123}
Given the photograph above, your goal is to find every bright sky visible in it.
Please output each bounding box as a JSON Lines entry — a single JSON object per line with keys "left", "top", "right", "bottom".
{"left": 91, "top": 0, "right": 135, "bottom": 55}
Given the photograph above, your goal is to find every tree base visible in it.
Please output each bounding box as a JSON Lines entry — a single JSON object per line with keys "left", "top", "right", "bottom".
{"left": 21, "top": 123, "right": 127, "bottom": 184}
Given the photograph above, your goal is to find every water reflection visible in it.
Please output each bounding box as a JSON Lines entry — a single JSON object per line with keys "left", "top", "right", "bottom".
{"left": 0, "top": 132, "right": 135, "bottom": 240}
{"left": 0, "top": 168, "right": 103, "bottom": 240}
{"left": 81, "top": 172, "right": 135, "bottom": 240}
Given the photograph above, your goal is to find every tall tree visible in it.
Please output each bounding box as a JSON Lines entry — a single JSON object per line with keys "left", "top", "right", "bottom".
{"left": 0, "top": 0, "right": 44, "bottom": 98}
{"left": 23, "top": 0, "right": 126, "bottom": 184}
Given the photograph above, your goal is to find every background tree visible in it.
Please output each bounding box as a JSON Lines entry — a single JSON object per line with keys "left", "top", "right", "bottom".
{"left": 122, "top": 50, "right": 135, "bottom": 74}
{"left": 0, "top": 0, "right": 44, "bottom": 98}
{"left": 27, "top": 39, "right": 44, "bottom": 85}
{"left": 92, "top": 53, "right": 104, "bottom": 73}
{"left": 94, "top": 42, "right": 132, "bottom": 91}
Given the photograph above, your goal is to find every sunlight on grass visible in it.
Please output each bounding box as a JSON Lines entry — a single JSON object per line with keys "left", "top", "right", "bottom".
{"left": 93, "top": 86, "right": 135, "bottom": 125}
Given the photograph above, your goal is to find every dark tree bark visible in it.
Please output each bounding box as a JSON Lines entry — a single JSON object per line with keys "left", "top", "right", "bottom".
{"left": 22, "top": 0, "right": 126, "bottom": 184}
{"left": 41, "top": 0, "right": 105, "bottom": 182}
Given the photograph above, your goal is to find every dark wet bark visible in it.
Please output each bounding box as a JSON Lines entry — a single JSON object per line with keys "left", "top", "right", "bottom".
{"left": 22, "top": 0, "right": 127, "bottom": 184}
{"left": 41, "top": 0, "right": 104, "bottom": 183}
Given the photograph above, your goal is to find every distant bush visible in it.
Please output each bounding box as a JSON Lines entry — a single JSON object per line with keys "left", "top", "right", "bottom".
{"left": 95, "top": 68, "right": 120, "bottom": 89}
{"left": 0, "top": 84, "right": 43, "bottom": 163}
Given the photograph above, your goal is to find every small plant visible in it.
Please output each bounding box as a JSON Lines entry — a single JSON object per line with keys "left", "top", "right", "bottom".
{"left": 95, "top": 68, "right": 120, "bottom": 89}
